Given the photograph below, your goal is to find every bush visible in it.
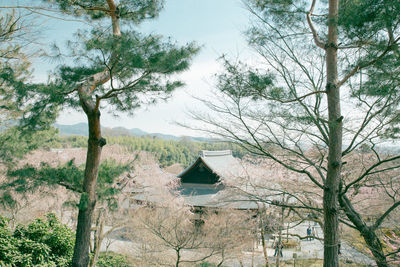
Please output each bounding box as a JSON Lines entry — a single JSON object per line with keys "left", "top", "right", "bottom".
{"left": 0, "top": 216, "right": 21, "bottom": 265}
{"left": 97, "top": 252, "right": 131, "bottom": 267}
{"left": 0, "top": 213, "right": 74, "bottom": 266}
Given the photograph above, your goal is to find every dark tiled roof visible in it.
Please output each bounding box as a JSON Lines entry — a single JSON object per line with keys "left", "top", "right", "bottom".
{"left": 177, "top": 150, "right": 256, "bottom": 209}
{"left": 177, "top": 150, "right": 244, "bottom": 180}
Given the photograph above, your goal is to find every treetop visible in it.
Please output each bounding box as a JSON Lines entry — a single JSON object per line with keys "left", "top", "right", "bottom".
{"left": 42, "top": 0, "right": 164, "bottom": 23}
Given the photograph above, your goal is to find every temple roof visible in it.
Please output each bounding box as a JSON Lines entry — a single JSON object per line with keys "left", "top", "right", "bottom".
{"left": 176, "top": 150, "right": 257, "bottom": 209}
{"left": 177, "top": 150, "right": 244, "bottom": 182}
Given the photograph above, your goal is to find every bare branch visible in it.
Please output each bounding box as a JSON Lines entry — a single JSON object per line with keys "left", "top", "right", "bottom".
{"left": 0, "top": 6, "right": 89, "bottom": 24}
{"left": 306, "top": 0, "right": 326, "bottom": 49}
{"left": 342, "top": 155, "right": 400, "bottom": 195}
{"left": 373, "top": 200, "right": 400, "bottom": 230}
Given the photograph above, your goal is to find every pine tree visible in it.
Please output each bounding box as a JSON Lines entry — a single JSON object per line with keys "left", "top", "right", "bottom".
{"left": 14, "top": 1, "right": 200, "bottom": 266}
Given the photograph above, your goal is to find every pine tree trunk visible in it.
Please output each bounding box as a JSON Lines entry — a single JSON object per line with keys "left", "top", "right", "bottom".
{"left": 71, "top": 3, "right": 118, "bottom": 265}
{"left": 323, "top": 0, "right": 341, "bottom": 266}
{"left": 72, "top": 109, "right": 105, "bottom": 267}
{"left": 89, "top": 210, "right": 105, "bottom": 267}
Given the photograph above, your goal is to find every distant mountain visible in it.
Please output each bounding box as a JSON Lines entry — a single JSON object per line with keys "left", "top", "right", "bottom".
{"left": 54, "top": 123, "right": 213, "bottom": 142}
{"left": 102, "top": 126, "right": 131, "bottom": 136}
{"left": 54, "top": 123, "right": 88, "bottom": 136}
{"left": 129, "top": 128, "right": 149, "bottom": 136}
{"left": 128, "top": 128, "right": 179, "bottom": 140}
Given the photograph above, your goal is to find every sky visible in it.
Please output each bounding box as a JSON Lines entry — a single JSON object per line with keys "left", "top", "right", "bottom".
{"left": 11, "top": 0, "right": 254, "bottom": 136}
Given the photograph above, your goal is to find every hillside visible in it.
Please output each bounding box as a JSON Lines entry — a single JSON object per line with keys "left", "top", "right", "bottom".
{"left": 48, "top": 135, "right": 247, "bottom": 168}
{"left": 54, "top": 123, "right": 211, "bottom": 142}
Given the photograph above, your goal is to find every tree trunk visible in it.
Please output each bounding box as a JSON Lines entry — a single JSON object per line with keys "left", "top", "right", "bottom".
{"left": 89, "top": 210, "right": 105, "bottom": 267}
{"left": 339, "top": 195, "right": 388, "bottom": 267}
{"left": 275, "top": 206, "right": 284, "bottom": 267}
{"left": 258, "top": 206, "right": 269, "bottom": 267}
{"left": 260, "top": 227, "right": 269, "bottom": 267}
{"left": 69, "top": 2, "right": 121, "bottom": 266}
{"left": 286, "top": 222, "right": 289, "bottom": 242}
{"left": 360, "top": 231, "right": 388, "bottom": 267}
{"left": 72, "top": 109, "right": 105, "bottom": 267}
{"left": 70, "top": 2, "right": 118, "bottom": 264}
{"left": 176, "top": 249, "right": 181, "bottom": 267}
{"left": 217, "top": 250, "right": 225, "bottom": 267}
{"left": 323, "top": 0, "right": 341, "bottom": 266}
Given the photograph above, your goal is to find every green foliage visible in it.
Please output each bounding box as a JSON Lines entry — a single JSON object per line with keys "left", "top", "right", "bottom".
{"left": 0, "top": 10, "right": 58, "bottom": 166}
{"left": 0, "top": 213, "right": 74, "bottom": 266}
{"left": 23, "top": 1, "right": 200, "bottom": 119}
{"left": 338, "top": 1, "right": 400, "bottom": 138}
{"left": 52, "top": 28, "right": 199, "bottom": 113}
{"left": 48, "top": 135, "right": 88, "bottom": 148}
{"left": 234, "top": 0, "right": 400, "bottom": 144}
{"left": 249, "top": 0, "right": 308, "bottom": 28}
{"left": 217, "top": 56, "right": 278, "bottom": 100}
{"left": 212, "top": 2, "right": 399, "bottom": 266}
{"left": 18, "top": 1, "right": 199, "bottom": 134}
{"left": 97, "top": 160, "right": 130, "bottom": 206}
{"left": 0, "top": 157, "right": 131, "bottom": 212}
{"left": 3, "top": 0, "right": 199, "bottom": 265}
{"left": 0, "top": 127, "right": 58, "bottom": 166}
{"left": 43, "top": 0, "right": 164, "bottom": 23}
{"left": 338, "top": 0, "right": 400, "bottom": 42}
{"left": 248, "top": 0, "right": 400, "bottom": 76}
{"left": 0, "top": 217, "right": 21, "bottom": 265}
{"left": 5, "top": 159, "right": 83, "bottom": 193}
{"left": 96, "top": 252, "right": 131, "bottom": 267}
{"left": 0, "top": 191, "right": 17, "bottom": 212}
{"left": 4, "top": 159, "right": 130, "bottom": 211}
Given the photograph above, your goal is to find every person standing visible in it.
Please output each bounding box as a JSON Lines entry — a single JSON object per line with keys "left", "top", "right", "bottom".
{"left": 307, "top": 226, "right": 312, "bottom": 241}
{"left": 274, "top": 240, "right": 283, "bottom": 257}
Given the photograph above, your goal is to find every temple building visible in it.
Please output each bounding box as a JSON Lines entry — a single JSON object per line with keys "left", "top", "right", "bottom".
{"left": 177, "top": 150, "right": 256, "bottom": 210}
{"left": 126, "top": 150, "right": 258, "bottom": 211}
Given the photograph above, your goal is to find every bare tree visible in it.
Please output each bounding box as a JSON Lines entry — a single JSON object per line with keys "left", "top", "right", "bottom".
{"left": 185, "top": 0, "right": 400, "bottom": 264}
{"left": 129, "top": 202, "right": 216, "bottom": 267}
{"left": 203, "top": 209, "right": 256, "bottom": 267}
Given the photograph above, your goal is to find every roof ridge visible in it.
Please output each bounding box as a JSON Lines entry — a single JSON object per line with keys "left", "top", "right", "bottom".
{"left": 199, "top": 150, "right": 232, "bottom": 157}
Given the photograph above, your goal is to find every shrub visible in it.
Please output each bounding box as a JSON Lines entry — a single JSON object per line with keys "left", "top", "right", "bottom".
{"left": 97, "top": 252, "right": 131, "bottom": 267}
{"left": 0, "top": 213, "right": 74, "bottom": 266}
